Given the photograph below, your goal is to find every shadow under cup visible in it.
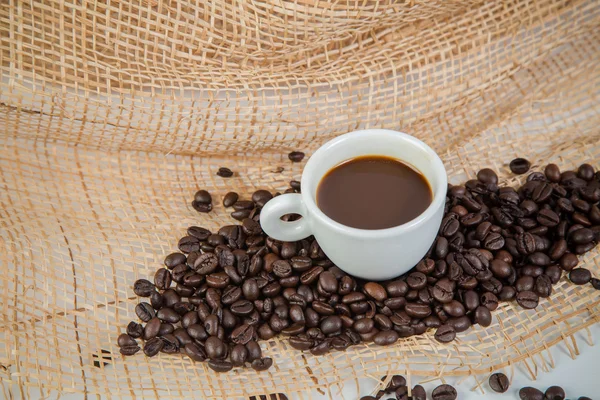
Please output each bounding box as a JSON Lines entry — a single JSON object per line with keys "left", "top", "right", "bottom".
{"left": 301, "top": 129, "right": 447, "bottom": 280}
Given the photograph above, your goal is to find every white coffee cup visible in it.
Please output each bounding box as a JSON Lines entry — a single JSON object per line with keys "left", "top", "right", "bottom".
{"left": 260, "top": 129, "right": 447, "bottom": 280}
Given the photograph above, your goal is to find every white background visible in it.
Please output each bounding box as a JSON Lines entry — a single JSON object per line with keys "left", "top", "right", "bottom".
{"left": 340, "top": 324, "right": 600, "bottom": 400}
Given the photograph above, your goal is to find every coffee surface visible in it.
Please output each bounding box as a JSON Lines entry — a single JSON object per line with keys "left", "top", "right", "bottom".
{"left": 316, "top": 156, "right": 432, "bottom": 229}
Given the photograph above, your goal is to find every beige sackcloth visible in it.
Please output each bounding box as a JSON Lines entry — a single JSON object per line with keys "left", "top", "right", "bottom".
{"left": 1, "top": 0, "right": 599, "bottom": 398}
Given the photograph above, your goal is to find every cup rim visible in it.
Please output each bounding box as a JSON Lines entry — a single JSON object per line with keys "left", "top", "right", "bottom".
{"left": 301, "top": 129, "right": 447, "bottom": 238}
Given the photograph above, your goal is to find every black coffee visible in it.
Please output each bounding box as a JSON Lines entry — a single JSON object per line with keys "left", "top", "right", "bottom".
{"left": 316, "top": 156, "right": 432, "bottom": 229}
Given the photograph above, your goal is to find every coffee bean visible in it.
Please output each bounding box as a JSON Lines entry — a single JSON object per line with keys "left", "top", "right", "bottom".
{"left": 411, "top": 385, "right": 426, "bottom": 400}
{"left": 216, "top": 167, "right": 233, "bottom": 178}
{"left": 477, "top": 168, "right": 498, "bottom": 185}
{"left": 406, "top": 272, "right": 427, "bottom": 289}
{"left": 288, "top": 151, "right": 305, "bottom": 162}
{"left": 205, "top": 336, "right": 227, "bottom": 360}
{"left": 126, "top": 321, "right": 143, "bottom": 338}
{"left": 516, "top": 276, "right": 535, "bottom": 292}
{"left": 544, "top": 164, "right": 561, "bottom": 182}
{"left": 133, "top": 279, "right": 155, "bottom": 297}
{"left": 193, "top": 253, "right": 218, "bottom": 274}
{"left": 519, "top": 387, "right": 544, "bottom": 400}
{"left": 373, "top": 330, "right": 399, "bottom": 346}
{"left": 516, "top": 290, "right": 539, "bottom": 309}
{"left": 222, "top": 192, "right": 239, "bottom": 207}
{"left": 544, "top": 386, "right": 565, "bottom": 400}
{"left": 135, "top": 302, "right": 155, "bottom": 322}
{"left": 143, "top": 337, "right": 164, "bottom": 357}
{"left": 591, "top": 278, "right": 600, "bottom": 290}
{"left": 442, "top": 300, "right": 465, "bottom": 317}
{"left": 320, "top": 316, "right": 342, "bottom": 335}
{"left": 510, "top": 158, "right": 531, "bottom": 174}
{"left": 489, "top": 372, "right": 509, "bottom": 393}
{"left": 440, "top": 215, "right": 461, "bottom": 237}
{"left": 192, "top": 201, "right": 212, "bottom": 213}
{"left": 119, "top": 344, "right": 141, "bottom": 356}
{"left": 559, "top": 253, "right": 579, "bottom": 271}
{"left": 404, "top": 303, "right": 431, "bottom": 318}
{"left": 184, "top": 342, "right": 207, "bottom": 362}
{"left": 434, "top": 324, "right": 456, "bottom": 343}
{"left": 432, "top": 383, "right": 457, "bottom": 400}
{"left": 569, "top": 268, "right": 591, "bottom": 285}
{"left": 194, "top": 190, "right": 211, "bottom": 204}
{"left": 117, "top": 333, "right": 138, "bottom": 348}
{"left": 251, "top": 190, "right": 273, "bottom": 207}
{"left": 231, "top": 324, "right": 255, "bottom": 345}
{"left": 208, "top": 359, "right": 233, "bottom": 372}
{"left": 363, "top": 282, "right": 387, "bottom": 302}
{"left": 537, "top": 209, "right": 560, "bottom": 227}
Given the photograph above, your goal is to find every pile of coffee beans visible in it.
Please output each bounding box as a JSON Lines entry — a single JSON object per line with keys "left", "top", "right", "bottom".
{"left": 118, "top": 162, "right": 600, "bottom": 375}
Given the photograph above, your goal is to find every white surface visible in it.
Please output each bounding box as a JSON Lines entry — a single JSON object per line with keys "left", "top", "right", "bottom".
{"left": 342, "top": 323, "right": 600, "bottom": 400}
{"left": 261, "top": 129, "right": 447, "bottom": 280}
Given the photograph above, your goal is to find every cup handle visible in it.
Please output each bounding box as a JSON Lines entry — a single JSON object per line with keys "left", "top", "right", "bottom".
{"left": 260, "top": 193, "right": 312, "bottom": 241}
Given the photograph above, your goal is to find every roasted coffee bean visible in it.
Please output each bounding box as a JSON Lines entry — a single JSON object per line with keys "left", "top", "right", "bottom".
{"left": 483, "top": 232, "right": 505, "bottom": 251}
{"left": 545, "top": 164, "right": 561, "bottom": 182}
{"left": 187, "top": 324, "right": 207, "bottom": 341}
{"left": 559, "top": 253, "right": 579, "bottom": 271}
{"left": 406, "top": 272, "right": 427, "bottom": 289}
{"left": 222, "top": 192, "right": 239, "bottom": 207}
{"left": 193, "top": 253, "right": 218, "bottom": 275}
{"left": 473, "top": 306, "right": 492, "bottom": 327}
{"left": 489, "top": 259, "right": 511, "bottom": 278}
{"left": 207, "top": 359, "right": 233, "bottom": 372}
{"left": 318, "top": 270, "right": 337, "bottom": 293}
{"left": 411, "top": 385, "right": 426, "bottom": 400}
{"left": 571, "top": 228, "right": 594, "bottom": 244}
{"left": 126, "top": 321, "right": 143, "bottom": 338}
{"left": 534, "top": 275, "right": 552, "bottom": 298}
{"left": 544, "top": 386, "right": 565, "bottom": 400}
{"left": 519, "top": 387, "right": 544, "bottom": 400}
{"left": 477, "top": 168, "right": 498, "bottom": 184}
{"left": 117, "top": 333, "right": 138, "bottom": 348}
{"left": 184, "top": 342, "right": 207, "bottom": 362}
{"left": 516, "top": 290, "right": 539, "bottom": 309}
{"left": 516, "top": 276, "right": 535, "bottom": 292}
{"left": 157, "top": 308, "right": 180, "bottom": 324}
{"left": 528, "top": 252, "right": 551, "bottom": 266}
{"left": 119, "top": 344, "right": 141, "bottom": 356}
{"left": 591, "top": 277, "right": 600, "bottom": 290}
{"left": 516, "top": 232, "right": 536, "bottom": 255}
{"left": 432, "top": 383, "right": 457, "bottom": 400}
{"left": 363, "top": 282, "right": 387, "bottom": 302}
{"left": 216, "top": 167, "right": 233, "bottom": 178}
{"left": 404, "top": 303, "right": 431, "bottom": 318}
{"left": 133, "top": 279, "right": 155, "bottom": 297}
{"left": 434, "top": 324, "right": 456, "bottom": 343}
{"left": 489, "top": 372, "right": 509, "bottom": 393}
{"left": 510, "top": 158, "right": 531, "bottom": 174}
{"left": 135, "top": 302, "right": 155, "bottom": 322}
{"left": 159, "top": 334, "right": 180, "bottom": 354}
{"left": 205, "top": 336, "right": 227, "bottom": 360}
{"left": 431, "top": 278, "right": 454, "bottom": 303}
{"left": 443, "top": 300, "right": 465, "bottom": 317}
{"left": 178, "top": 236, "right": 200, "bottom": 254}
{"left": 440, "top": 215, "right": 461, "bottom": 237}
{"left": 231, "top": 324, "right": 255, "bottom": 345}
{"left": 194, "top": 190, "right": 211, "bottom": 204}
{"left": 143, "top": 337, "right": 164, "bottom": 357}
{"left": 569, "top": 268, "right": 591, "bottom": 284}
{"left": 288, "top": 151, "right": 305, "bottom": 162}
{"left": 172, "top": 327, "right": 193, "bottom": 346}
{"left": 386, "top": 280, "right": 408, "bottom": 297}
{"left": 537, "top": 209, "right": 560, "bottom": 227}
{"left": 164, "top": 253, "right": 186, "bottom": 269}
{"left": 373, "top": 330, "right": 399, "bottom": 346}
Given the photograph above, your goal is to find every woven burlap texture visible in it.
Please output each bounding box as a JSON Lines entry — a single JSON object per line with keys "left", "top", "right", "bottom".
{"left": 1, "top": 0, "right": 600, "bottom": 398}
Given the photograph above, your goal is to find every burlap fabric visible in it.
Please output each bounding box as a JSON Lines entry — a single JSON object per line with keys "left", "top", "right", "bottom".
{"left": 1, "top": 0, "right": 600, "bottom": 398}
